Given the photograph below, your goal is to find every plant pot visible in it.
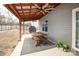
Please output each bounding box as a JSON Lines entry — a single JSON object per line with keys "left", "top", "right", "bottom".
{"left": 63, "top": 48, "right": 69, "bottom": 52}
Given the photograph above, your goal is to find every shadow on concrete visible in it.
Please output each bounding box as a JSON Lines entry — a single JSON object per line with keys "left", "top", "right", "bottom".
{"left": 21, "top": 37, "right": 55, "bottom": 55}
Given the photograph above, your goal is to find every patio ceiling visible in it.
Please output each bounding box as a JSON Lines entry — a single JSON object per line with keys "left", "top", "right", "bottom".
{"left": 4, "top": 3, "right": 60, "bottom": 21}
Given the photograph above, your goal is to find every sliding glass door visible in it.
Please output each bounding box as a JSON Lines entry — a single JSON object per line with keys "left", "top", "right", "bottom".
{"left": 76, "top": 11, "right": 79, "bottom": 48}
{"left": 72, "top": 7, "right": 79, "bottom": 51}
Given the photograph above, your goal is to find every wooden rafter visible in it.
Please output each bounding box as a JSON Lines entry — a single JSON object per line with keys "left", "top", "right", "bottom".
{"left": 4, "top": 3, "right": 60, "bottom": 21}
{"left": 7, "top": 4, "right": 21, "bottom": 19}
{"left": 20, "top": 3, "right": 25, "bottom": 20}
{"left": 29, "top": 3, "right": 32, "bottom": 20}
{"left": 12, "top": 4, "right": 24, "bottom": 21}
{"left": 4, "top": 4, "right": 21, "bottom": 20}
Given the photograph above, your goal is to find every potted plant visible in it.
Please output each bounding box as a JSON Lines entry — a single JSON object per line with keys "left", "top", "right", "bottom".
{"left": 56, "top": 40, "right": 64, "bottom": 48}
{"left": 56, "top": 40, "right": 70, "bottom": 52}
{"left": 63, "top": 44, "right": 70, "bottom": 52}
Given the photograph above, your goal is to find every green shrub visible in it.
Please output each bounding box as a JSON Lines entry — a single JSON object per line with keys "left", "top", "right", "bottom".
{"left": 56, "top": 40, "right": 70, "bottom": 52}
{"left": 63, "top": 44, "right": 70, "bottom": 52}
{"left": 56, "top": 40, "right": 64, "bottom": 48}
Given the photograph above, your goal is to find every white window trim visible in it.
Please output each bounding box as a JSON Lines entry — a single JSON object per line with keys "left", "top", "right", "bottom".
{"left": 72, "top": 7, "right": 79, "bottom": 51}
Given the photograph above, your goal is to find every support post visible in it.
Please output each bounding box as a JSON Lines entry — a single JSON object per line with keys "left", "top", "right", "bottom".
{"left": 23, "top": 21, "right": 24, "bottom": 34}
{"left": 19, "top": 21, "right": 21, "bottom": 41}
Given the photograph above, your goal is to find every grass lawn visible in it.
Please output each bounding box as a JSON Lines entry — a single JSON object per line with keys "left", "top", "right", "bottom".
{"left": 0, "top": 29, "right": 19, "bottom": 56}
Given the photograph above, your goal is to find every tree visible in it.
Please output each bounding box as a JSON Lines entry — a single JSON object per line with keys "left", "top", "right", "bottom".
{"left": 0, "top": 14, "right": 5, "bottom": 31}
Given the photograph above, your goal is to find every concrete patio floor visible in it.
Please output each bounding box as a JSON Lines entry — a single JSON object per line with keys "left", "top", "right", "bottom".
{"left": 26, "top": 48, "right": 75, "bottom": 56}
{"left": 11, "top": 34, "right": 75, "bottom": 56}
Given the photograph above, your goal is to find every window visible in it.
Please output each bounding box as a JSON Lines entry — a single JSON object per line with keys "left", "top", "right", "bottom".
{"left": 42, "top": 20, "right": 48, "bottom": 32}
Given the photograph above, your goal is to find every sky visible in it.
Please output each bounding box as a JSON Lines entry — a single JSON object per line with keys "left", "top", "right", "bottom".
{"left": 0, "top": 4, "right": 19, "bottom": 23}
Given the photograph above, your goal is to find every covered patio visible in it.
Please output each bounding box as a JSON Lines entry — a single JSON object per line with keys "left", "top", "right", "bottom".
{"left": 3, "top": 3, "right": 79, "bottom": 56}
{"left": 4, "top": 3, "right": 60, "bottom": 56}
{"left": 4, "top": 3, "right": 60, "bottom": 41}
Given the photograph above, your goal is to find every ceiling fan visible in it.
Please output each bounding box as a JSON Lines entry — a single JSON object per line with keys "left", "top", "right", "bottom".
{"left": 33, "top": 3, "right": 54, "bottom": 15}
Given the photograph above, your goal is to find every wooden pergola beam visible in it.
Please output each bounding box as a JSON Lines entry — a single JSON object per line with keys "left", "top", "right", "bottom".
{"left": 9, "top": 4, "right": 21, "bottom": 19}
{"left": 4, "top": 3, "right": 60, "bottom": 21}
{"left": 15, "top": 3, "right": 33, "bottom": 6}
{"left": 20, "top": 3, "right": 26, "bottom": 19}
{"left": 4, "top": 5, "right": 20, "bottom": 20}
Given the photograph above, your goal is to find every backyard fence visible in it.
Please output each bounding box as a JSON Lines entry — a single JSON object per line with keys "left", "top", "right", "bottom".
{"left": 0, "top": 24, "right": 19, "bottom": 31}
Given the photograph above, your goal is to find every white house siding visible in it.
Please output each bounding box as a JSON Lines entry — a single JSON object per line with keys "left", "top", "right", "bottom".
{"left": 39, "top": 3, "right": 79, "bottom": 46}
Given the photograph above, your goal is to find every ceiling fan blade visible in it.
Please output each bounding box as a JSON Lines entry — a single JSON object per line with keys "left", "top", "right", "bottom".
{"left": 41, "top": 11, "right": 46, "bottom": 15}
{"left": 32, "top": 9, "right": 39, "bottom": 13}
{"left": 34, "top": 4, "right": 41, "bottom": 9}
{"left": 42, "top": 3, "right": 49, "bottom": 9}
{"left": 44, "top": 10, "right": 49, "bottom": 12}
{"left": 46, "top": 8, "right": 54, "bottom": 10}
{"left": 37, "top": 12, "right": 41, "bottom": 15}
{"left": 37, "top": 11, "right": 46, "bottom": 15}
{"left": 44, "top": 10, "right": 52, "bottom": 14}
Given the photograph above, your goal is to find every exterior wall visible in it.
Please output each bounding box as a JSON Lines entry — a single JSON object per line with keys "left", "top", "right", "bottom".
{"left": 39, "top": 3, "right": 79, "bottom": 46}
